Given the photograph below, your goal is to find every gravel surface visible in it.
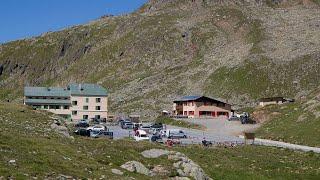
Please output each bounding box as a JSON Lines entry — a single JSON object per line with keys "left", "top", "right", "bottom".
{"left": 106, "top": 118, "right": 258, "bottom": 144}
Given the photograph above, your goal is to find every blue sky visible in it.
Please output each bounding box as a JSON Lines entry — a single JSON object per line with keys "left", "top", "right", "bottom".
{"left": 0, "top": 0, "right": 147, "bottom": 43}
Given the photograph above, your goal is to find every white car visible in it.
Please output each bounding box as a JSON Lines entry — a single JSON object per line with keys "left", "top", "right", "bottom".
{"left": 86, "top": 125, "right": 106, "bottom": 131}
{"left": 133, "top": 130, "right": 149, "bottom": 141}
{"left": 165, "top": 129, "right": 187, "bottom": 139}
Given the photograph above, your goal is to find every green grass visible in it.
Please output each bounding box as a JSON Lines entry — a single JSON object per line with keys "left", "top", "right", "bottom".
{"left": 179, "top": 145, "right": 320, "bottom": 180}
{"left": 0, "top": 102, "right": 320, "bottom": 179}
{"left": 255, "top": 102, "right": 320, "bottom": 147}
{"left": 205, "top": 55, "right": 320, "bottom": 100}
{"left": 246, "top": 20, "right": 265, "bottom": 54}
{"left": 155, "top": 116, "right": 205, "bottom": 130}
{"left": 312, "top": 0, "right": 320, "bottom": 5}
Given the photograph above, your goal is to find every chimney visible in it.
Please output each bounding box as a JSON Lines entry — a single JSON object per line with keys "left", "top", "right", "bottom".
{"left": 79, "top": 84, "right": 84, "bottom": 91}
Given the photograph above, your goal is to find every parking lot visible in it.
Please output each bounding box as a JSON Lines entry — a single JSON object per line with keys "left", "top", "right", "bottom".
{"left": 72, "top": 117, "right": 259, "bottom": 145}
{"left": 104, "top": 123, "right": 246, "bottom": 144}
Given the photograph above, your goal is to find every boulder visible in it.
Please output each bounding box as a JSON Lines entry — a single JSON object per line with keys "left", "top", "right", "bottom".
{"left": 152, "top": 165, "right": 169, "bottom": 176}
{"left": 177, "top": 169, "right": 187, "bottom": 177}
{"left": 50, "top": 123, "right": 70, "bottom": 138}
{"left": 141, "top": 149, "right": 170, "bottom": 158}
{"left": 121, "top": 161, "right": 154, "bottom": 176}
{"left": 111, "top": 168, "right": 124, "bottom": 175}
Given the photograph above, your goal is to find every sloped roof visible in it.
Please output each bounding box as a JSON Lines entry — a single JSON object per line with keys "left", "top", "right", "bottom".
{"left": 175, "top": 95, "right": 203, "bottom": 101}
{"left": 24, "top": 83, "right": 108, "bottom": 97}
{"left": 174, "top": 95, "right": 229, "bottom": 104}
{"left": 259, "top": 97, "right": 284, "bottom": 102}
{"left": 68, "top": 83, "right": 108, "bottom": 96}
{"left": 24, "top": 87, "right": 70, "bottom": 97}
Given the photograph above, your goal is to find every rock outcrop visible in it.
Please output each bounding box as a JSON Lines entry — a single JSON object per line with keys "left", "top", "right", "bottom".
{"left": 141, "top": 149, "right": 212, "bottom": 180}
{"left": 120, "top": 161, "right": 155, "bottom": 176}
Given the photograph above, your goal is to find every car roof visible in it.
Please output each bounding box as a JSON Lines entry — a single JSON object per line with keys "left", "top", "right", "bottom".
{"left": 136, "top": 130, "right": 147, "bottom": 134}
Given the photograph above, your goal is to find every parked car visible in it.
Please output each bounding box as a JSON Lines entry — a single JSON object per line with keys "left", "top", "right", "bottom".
{"left": 149, "top": 127, "right": 163, "bottom": 135}
{"left": 91, "top": 118, "right": 107, "bottom": 124}
{"left": 121, "top": 121, "right": 134, "bottom": 129}
{"left": 151, "top": 123, "right": 163, "bottom": 129}
{"left": 90, "top": 130, "right": 113, "bottom": 139}
{"left": 75, "top": 120, "right": 89, "bottom": 128}
{"left": 133, "top": 123, "right": 143, "bottom": 129}
{"left": 86, "top": 125, "right": 106, "bottom": 131}
{"left": 139, "top": 124, "right": 152, "bottom": 132}
{"left": 118, "top": 119, "right": 125, "bottom": 125}
{"left": 166, "top": 129, "right": 187, "bottom": 139}
{"left": 74, "top": 128, "right": 90, "bottom": 137}
{"left": 228, "top": 115, "right": 239, "bottom": 121}
{"left": 240, "top": 113, "right": 256, "bottom": 124}
{"left": 133, "top": 130, "right": 149, "bottom": 141}
{"left": 150, "top": 134, "right": 162, "bottom": 142}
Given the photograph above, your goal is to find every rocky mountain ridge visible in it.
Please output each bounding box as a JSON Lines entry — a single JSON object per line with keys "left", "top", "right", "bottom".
{"left": 0, "top": 0, "right": 319, "bottom": 118}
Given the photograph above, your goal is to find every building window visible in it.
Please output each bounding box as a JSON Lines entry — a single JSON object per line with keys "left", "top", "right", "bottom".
{"left": 72, "top": 111, "right": 78, "bottom": 115}
{"left": 95, "top": 115, "right": 101, "bottom": 119}
{"left": 85, "top": 98, "right": 89, "bottom": 103}
{"left": 96, "top": 98, "right": 101, "bottom": 103}
{"left": 95, "top": 106, "right": 101, "bottom": 110}
{"left": 63, "top": 106, "right": 69, "bottom": 109}
{"left": 189, "top": 111, "right": 194, "bottom": 115}
{"left": 83, "top": 106, "right": 88, "bottom": 110}
{"left": 49, "top": 105, "right": 60, "bottom": 109}
{"left": 43, "top": 105, "right": 49, "bottom": 109}
{"left": 72, "top": 101, "right": 78, "bottom": 106}
{"left": 184, "top": 111, "right": 187, "bottom": 115}
{"left": 83, "top": 115, "right": 88, "bottom": 119}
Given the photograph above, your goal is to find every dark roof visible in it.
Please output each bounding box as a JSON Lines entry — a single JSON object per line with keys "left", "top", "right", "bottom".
{"left": 259, "top": 97, "right": 285, "bottom": 102}
{"left": 24, "top": 99, "right": 70, "bottom": 105}
{"left": 174, "top": 95, "right": 229, "bottom": 104}
{"left": 24, "top": 87, "right": 70, "bottom": 97}
{"left": 175, "top": 95, "right": 203, "bottom": 101}
{"left": 68, "top": 83, "right": 108, "bottom": 96}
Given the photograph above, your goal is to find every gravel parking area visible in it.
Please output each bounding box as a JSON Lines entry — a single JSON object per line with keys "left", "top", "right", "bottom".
{"left": 177, "top": 117, "right": 260, "bottom": 136}
{"left": 84, "top": 117, "right": 259, "bottom": 144}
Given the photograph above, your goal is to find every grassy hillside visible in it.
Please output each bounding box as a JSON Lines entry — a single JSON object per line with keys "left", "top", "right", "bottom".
{"left": 255, "top": 89, "right": 320, "bottom": 147}
{"left": 0, "top": 0, "right": 319, "bottom": 117}
{"left": 1, "top": 103, "right": 320, "bottom": 179}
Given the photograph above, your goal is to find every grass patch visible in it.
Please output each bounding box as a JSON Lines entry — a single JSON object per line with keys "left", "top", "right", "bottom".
{"left": 178, "top": 145, "right": 320, "bottom": 179}
{"left": 255, "top": 102, "right": 320, "bottom": 147}
{"left": 155, "top": 116, "right": 205, "bottom": 130}
{"left": 205, "top": 55, "right": 320, "bottom": 101}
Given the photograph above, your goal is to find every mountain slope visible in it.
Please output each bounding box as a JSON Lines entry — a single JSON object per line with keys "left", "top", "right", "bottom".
{"left": 0, "top": 0, "right": 319, "bottom": 117}
{"left": 1, "top": 102, "right": 320, "bottom": 179}
{"left": 255, "top": 87, "right": 320, "bottom": 147}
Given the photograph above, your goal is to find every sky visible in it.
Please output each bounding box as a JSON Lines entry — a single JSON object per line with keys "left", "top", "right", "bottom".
{"left": 0, "top": 0, "right": 148, "bottom": 43}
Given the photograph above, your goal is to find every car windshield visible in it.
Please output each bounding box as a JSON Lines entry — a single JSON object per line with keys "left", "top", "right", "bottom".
{"left": 91, "top": 130, "right": 100, "bottom": 135}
